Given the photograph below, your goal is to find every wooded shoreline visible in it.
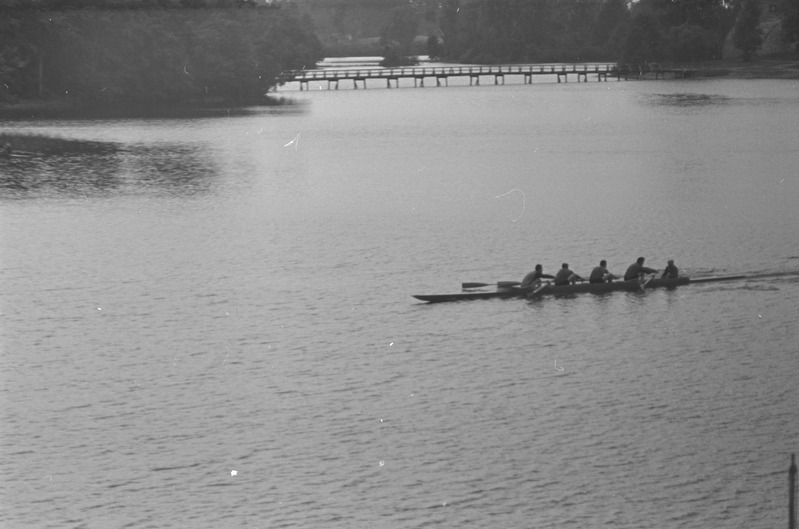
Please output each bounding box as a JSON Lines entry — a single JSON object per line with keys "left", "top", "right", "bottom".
{"left": 689, "top": 57, "right": 799, "bottom": 79}
{"left": 1, "top": 58, "right": 796, "bottom": 120}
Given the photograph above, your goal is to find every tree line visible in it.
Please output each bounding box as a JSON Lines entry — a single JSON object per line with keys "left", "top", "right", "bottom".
{"left": 380, "top": 0, "right": 799, "bottom": 64}
{"left": 0, "top": 0, "right": 323, "bottom": 104}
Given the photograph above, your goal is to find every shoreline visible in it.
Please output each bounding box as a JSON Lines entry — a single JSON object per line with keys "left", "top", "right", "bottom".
{"left": 0, "top": 95, "right": 297, "bottom": 121}
{"left": 688, "top": 58, "right": 799, "bottom": 79}
{"left": 1, "top": 59, "right": 796, "bottom": 120}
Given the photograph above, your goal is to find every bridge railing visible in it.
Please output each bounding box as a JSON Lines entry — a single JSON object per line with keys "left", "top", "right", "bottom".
{"left": 283, "top": 63, "right": 620, "bottom": 82}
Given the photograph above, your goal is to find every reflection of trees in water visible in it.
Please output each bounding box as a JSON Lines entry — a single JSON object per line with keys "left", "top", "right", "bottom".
{"left": 120, "top": 145, "right": 218, "bottom": 197}
{"left": 0, "top": 153, "right": 123, "bottom": 198}
{"left": 0, "top": 142, "right": 218, "bottom": 199}
{"left": 649, "top": 93, "right": 731, "bottom": 108}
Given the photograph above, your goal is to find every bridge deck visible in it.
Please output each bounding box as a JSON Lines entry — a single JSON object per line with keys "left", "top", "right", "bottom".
{"left": 279, "top": 63, "right": 692, "bottom": 90}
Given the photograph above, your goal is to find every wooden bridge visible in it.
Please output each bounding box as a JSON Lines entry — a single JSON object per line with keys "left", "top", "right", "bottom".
{"left": 278, "top": 63, "right": 694, "bottom": 91}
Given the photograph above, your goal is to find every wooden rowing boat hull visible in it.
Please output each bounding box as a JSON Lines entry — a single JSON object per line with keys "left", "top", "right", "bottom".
{"left": 529, "top": 278, "right": 647, "bottom": 297}
{"left": 412, "top": 287, "right": 528, "bottom": 303}
{"left": 412, "top": 275, "right": 745, "bottom": 303}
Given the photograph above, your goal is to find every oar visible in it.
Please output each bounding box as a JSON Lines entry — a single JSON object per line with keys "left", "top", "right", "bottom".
{"left": 640, "top": 274, "right": 656, "bottom": 292}
{"left": 462, "top": 281, "right": 520, "bottom": 289}
{"left": 688, "top": 274, "right": 746, "bottom": 284}
{"left": 528, "top": 282, "right": 551, "bottom": 298}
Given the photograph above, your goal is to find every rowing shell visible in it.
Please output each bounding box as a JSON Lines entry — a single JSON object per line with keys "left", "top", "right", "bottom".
{"left": 412, "top": 275, "right": 746, "bottom": 303}
{"left": 412, "top": 286, "right": 530, "bottom": 303}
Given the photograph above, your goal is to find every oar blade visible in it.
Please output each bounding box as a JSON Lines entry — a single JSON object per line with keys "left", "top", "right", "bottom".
{"left": 462, "top": 282, "right": 490, "bottom": 289}
{"left": 689, "top": 274, "right": 747, "bottom": 284}
{"left": 462, "top": 281, "right": 520, "bottom": 290}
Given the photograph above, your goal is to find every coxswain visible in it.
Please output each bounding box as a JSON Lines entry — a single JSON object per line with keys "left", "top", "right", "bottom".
{"left": 520, "top": 264, "right": 555, "bottom": 288}
{"left": 2, "top": 142, "right": 11, "bottom": 158}
{"left": 589, "top": 260, "right": 620, "bottom": 283}
{"left": 623, "top": 257, "right": 658, "bottom": 281}
{"left": 661, "top": 259, "right": 679, "bottom": 279}
{"left": 554, "top": 263, "right": 583, "bottom": 286}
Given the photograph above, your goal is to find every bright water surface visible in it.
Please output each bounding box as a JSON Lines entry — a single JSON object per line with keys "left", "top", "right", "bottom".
{"left": 2, "top": 75, "right": 799, "bottom": 529}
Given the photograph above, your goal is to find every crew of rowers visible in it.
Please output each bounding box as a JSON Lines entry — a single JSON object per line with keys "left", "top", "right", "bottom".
{"left": 521, "top": 257, "right": 679, "bottom": 289}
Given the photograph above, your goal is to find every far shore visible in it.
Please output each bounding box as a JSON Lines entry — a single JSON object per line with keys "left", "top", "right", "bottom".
{"left": 1, "top": 58, "right": 796, "bottom": 120}
{"left": 0, "top": 95, "right": 296, "bottom": 120}
{"left": 688, "top": 57, "right": 799, "bottom": 79}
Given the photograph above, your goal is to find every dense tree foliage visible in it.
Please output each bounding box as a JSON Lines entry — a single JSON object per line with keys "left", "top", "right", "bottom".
{"left": 780, "top": 0, "right": 799, "bottom": 53}
{"left": 0, "top": 0, "right": 322, "bottom": 104}
{"left": 732, "top": 0, "right": 763, "bottom": 60}
{"left": 430, "top": 0, "right": 741, "bottom": 64}
{"left": 380, "top": 4, "right": 419, "bottom": 53}
{"left": 373, "top": 0, "right": 793, "bottom": 64}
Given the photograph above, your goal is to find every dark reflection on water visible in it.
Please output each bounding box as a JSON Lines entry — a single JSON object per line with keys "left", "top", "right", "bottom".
{"left": 648, "top": 93, "right": 731, "bottom": 107}
{"left": 123, "top": 144, "right": 218, "bottom": 196}
{"left": 1, "top": 143, "right": 218, "bottom": 200}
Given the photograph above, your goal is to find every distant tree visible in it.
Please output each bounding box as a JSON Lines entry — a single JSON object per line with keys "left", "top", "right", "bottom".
{"left": 667, "top": 23, "right": 719, "bottom": 61}
{"left": 591, "top": 0, "right": 630, "bottom": 47}
{"left": 619, "top": 13, "right": 667, "bottom": 63}
{"left": 732, "top": 0, "right": 763, "bottom": 60}
{"left": 426, "top": 34, "right": 442, "bottom": 59}
{"left": 380, "top": 5, "right": 419, "bottom": 54}
{"left": 780, "top": 0, "right": 799, "bottom": 55}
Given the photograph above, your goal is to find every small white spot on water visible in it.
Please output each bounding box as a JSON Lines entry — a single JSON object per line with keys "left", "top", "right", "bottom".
{"left": 231, "top": 470, "right": 237, "bottom": 476}
{"left": 379, "top": 460, "right": 384, "bottom": 467}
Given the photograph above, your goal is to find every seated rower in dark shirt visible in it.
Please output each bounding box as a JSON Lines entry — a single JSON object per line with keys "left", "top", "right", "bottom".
{"left": 520, "top": 264, "right": 555, "bottom": 288}
{"left": 624, "top": 257, "right": 658, "bottom": 281}
{"left": 589, "top": 260, "right": 620, "bottom": 283}
{"left": 554, "top": 263, "right": 583, "bottom": 286}
{"left": 661, "top": 260, "right": 679, "bottom": 279}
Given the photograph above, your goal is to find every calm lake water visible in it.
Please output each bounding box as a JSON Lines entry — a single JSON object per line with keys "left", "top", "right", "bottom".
{"left": 2, "top": 75, "right": 798, "bottom": 529}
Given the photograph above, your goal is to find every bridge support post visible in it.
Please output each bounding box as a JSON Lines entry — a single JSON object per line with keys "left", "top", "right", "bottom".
{"left": 469, "top": 75, "right": 479, "bottom": 86}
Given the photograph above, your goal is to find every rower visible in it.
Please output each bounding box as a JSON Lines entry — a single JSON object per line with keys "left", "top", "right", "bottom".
{"left": 661, "top": 259, "right": 679, "bottom": 279}
{"left": 589, "top": 260, "right": 620, "bottom": 283}
{"left": 623, "top": 257, "right": 658, "bottom": 281}
{"left": 554, "top": 263, "right": 583, "bottom": 286}
{"left": 520, "top": 264, "right": 555, "bottom": 288}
